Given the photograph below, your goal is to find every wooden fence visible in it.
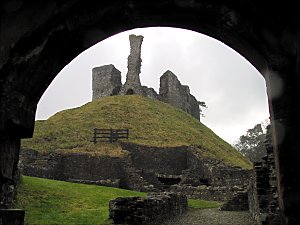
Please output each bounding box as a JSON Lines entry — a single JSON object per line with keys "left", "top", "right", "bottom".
{"left": 92, "top": 128, "right": 129, "bottom": 143}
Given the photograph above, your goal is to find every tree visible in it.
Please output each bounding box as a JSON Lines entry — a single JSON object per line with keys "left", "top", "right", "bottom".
{"left": 198, "top": 101, "right": 208, "bottom": 117}
{"left": 233, "top": 119, "right": 269, "bottom": 162}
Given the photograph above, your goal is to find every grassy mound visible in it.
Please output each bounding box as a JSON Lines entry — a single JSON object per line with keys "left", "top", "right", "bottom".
{"left": 16, "top": 176, "right": 221, "bottom": 224}
{"left": 22, "top": 95, "right": 251, "bottom": 169}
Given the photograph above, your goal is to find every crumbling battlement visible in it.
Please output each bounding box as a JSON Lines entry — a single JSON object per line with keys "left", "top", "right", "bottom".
{"left": 159, "top": 70, "right": 200, "bottom": 120}
{"left": 92, "top": 34, "right": 201, "bottom": 120}
{"left": 92, "top": 64, "right": 122, "bottom": 100}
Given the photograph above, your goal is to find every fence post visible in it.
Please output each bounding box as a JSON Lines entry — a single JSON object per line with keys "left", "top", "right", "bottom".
{"left": 93, "top": 128, "right": 97, "bottom": 144}
{"left": 110, "top": 128, "right": 113, "bottom": 143}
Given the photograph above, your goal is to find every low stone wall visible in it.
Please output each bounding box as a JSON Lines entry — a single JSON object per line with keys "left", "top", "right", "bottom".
{"left": 67, "top": 178, "right": 120, "bottom": 188}
{"left": 247, "top": 126, "right": 281, "bottom": 225}
{"left": 20, "top": 145, "right": 250, "bottom": 200}
{"left": 19, "top": 149, "right": 127, "bottom": 186}
{"left": 109, "top": 192, "right": 187, "bottom": 225}
{"left": 170, "top": 184, "right": 245, "bottom": 202}
{"left": 220, "top": 191, "right": 249, "bottom": 211}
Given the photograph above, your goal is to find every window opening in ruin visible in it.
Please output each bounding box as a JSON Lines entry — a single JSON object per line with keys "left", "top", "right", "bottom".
{"left": 126, "top": 89, "right": 135, "bottom": 95}
{"left": 199, "top": 178, "right": 209, "bottom": 185}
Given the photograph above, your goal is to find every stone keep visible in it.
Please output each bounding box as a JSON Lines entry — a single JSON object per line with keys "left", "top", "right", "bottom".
{"left": 91, "top": 34, "right": 200, "bottom": 121}
{"left": 119, "top": 34, "right": 144, "bottom": 95}
{"left": 92, "top": 64, "right": 122, "bottom": 100}
{"left": 159, "top": 70, "right": 200, "bottom": 120}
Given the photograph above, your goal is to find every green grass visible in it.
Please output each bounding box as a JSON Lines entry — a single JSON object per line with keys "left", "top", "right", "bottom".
{"left": 188, "top": 199, "right": 222, "bottom": 209}
{"left": 16, "top": 176, "right": 146, "bottom": 225}
{"left": 16, "top": 176, "right": 221, "bottom": 225}
{"left": 22, "top": 95, "right": 252, "bottom": 169}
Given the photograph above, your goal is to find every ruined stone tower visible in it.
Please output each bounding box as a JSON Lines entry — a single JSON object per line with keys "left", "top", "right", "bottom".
{"left": 159, "top": 71, "right": 200, "bottom": 121}
{"left": 92, "top": 64, "right": 122, "bottom": 100}
{"left": 91, "top": 34, "right": 201, "bottom": 121}
{"left": 119, "top": 34, "right": 144, "bottom": 95}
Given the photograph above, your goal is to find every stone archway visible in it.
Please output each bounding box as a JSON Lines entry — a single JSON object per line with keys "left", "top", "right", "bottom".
{"left": 0, "top": 1, "right": 299, "bottom": 224}
{"left": 126, "top": 89, "right": 135, "bottom": 95}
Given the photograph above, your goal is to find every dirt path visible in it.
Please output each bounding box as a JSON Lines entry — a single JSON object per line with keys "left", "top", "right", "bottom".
{"left": 160, "top": 208, "right": 258, "bottom": 225}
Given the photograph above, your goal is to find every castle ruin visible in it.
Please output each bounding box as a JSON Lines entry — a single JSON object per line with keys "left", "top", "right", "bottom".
{"left": 92, "top": 34, "right": 201, "bottom": 121}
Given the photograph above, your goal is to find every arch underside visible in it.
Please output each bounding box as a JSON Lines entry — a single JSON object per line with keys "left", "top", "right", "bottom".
{"left": 0, "top": 1, "right": 299, "bottom": 224}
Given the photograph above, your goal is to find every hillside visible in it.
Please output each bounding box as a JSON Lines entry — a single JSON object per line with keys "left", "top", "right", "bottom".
{"left": 22, "top": 95, "right": 252, "bottom": 169}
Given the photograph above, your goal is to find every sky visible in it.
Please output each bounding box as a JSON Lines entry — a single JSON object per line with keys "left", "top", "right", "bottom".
{"left": 36, "top": 27, "right": 269, "bottom": 144}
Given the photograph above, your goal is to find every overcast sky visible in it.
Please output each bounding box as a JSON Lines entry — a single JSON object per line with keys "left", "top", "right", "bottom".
{"left": 36, "top": 27, "right": 269, "bottom": 144}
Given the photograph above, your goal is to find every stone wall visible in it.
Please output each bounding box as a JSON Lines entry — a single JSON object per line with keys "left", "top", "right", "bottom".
{"left": 119, "top": 35, "right": 144, "bottom": 95}
{"left": 189, "top": 94, "right": 200, "bottom": 121}
{"left": 248, "top": 125, "right": 281, "bottom": 225}
{"left": 20, "top": 143, "right": 250, "bottom": 202}
{"left": 91, "top": 35, "right": 201, "bottom": 121}
{"left": 92, "top": 64, "right": 122, "bottom": 100}
{"left": 220, "top": 190, "right": 249, "bottom": 211}
{"left": 209, "top": 166, "right": 250, "bottom": 187}
{"left": 19, "top": 149, "right": 128, "bottom": 188}
{"left": 170, "top": 184, "right": 245, "bottom": 202}
{"left": 142, "top": 86, "right": 159, "bottom": 99}
{"left": 159, "top": 71, "right": 200, "bottom": 120}
{"left": 109, "top": 192, "right": 187, "bottom": 225}
{"left": 121, "top": 142, "right": 189, "bottom": 175}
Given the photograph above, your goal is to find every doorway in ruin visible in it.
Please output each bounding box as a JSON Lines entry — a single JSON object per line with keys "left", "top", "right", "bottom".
{"left": 126, "top": 89, "right": 135, "bottom": 95}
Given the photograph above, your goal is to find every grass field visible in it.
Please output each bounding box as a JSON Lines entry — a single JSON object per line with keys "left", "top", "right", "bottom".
{"left": 16, "top": 176, "right": 221, "bottom": 225}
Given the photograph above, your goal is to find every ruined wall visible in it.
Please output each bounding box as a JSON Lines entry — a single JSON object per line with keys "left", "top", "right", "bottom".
{"left": 20, "top": 144, "right": 250, "bottom": 202}
{"left": 209, "top": 166, "right": 250, "bottom": 187}
{"left": 109, "top": 192, "right": 187, "bottom": 225}
{"left": 189, "top": 94, "right": 200, "bottom": 121}
{"left": 19, "top": 149, "right": 127, "bottom": 187}
{"left": 159, "top": 70, "right": 200, "bottom": 120}
{"left": 221, "top": 190, "right": 249, "bottom": 211}
{"left": 142, "top": 86, "right": 159, "bottom": 99}
{"left": 121, "top": 142, "right": 189, "bottom": 175}
{"left": 248, "top": 125, "right": 281, "bottom": 225}
{"left": 185, "top": 149, "right": 250, "bottom": 187}
{"left": 170, "top": 185, "right": 244, "bottom": 202}
{"left": 91, "top": 35, "right": 201, "bottom": 121}
{"left": 92, "top": 64, "right": 122, "bottom": 100}
{"left": 119, "top": 35, "right": 144, "bottom": 95}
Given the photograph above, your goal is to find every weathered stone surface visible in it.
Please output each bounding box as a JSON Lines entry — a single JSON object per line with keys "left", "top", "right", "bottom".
{"left": 142, "top": 86, "right": 159, "bottom": 99}
{"left": 109, "top": 192, "right": 187, "bottom": 225}
{"left": 248, "top": 125, "right": 281, "bottom": 225}
{"left": 20, "top": 143, "right": 250, "bottom": 202}
{"left": 170, "top": 184, "right": 233, "bottom": 202}
{"left": 159, "top": 70, "right": 200, "bottom": 120}
{"left": 92, "top": 64, "right": 122, "bottom": 100}
{"left": 221, "top": 191, "right": 249, "bottom": 211}
{"left": 120, "top": 34, "right": 144, "bottom": 95}
{"left": 91, "top": 35, "right": 201, "bottom": 120}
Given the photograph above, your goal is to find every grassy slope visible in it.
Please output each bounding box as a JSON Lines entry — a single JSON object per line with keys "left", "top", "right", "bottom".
{"left": 22, "top": 95, "right": 251, "bottom": 169}
{"left": 16, "top": 176, "right": 221, "bottom": 225}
